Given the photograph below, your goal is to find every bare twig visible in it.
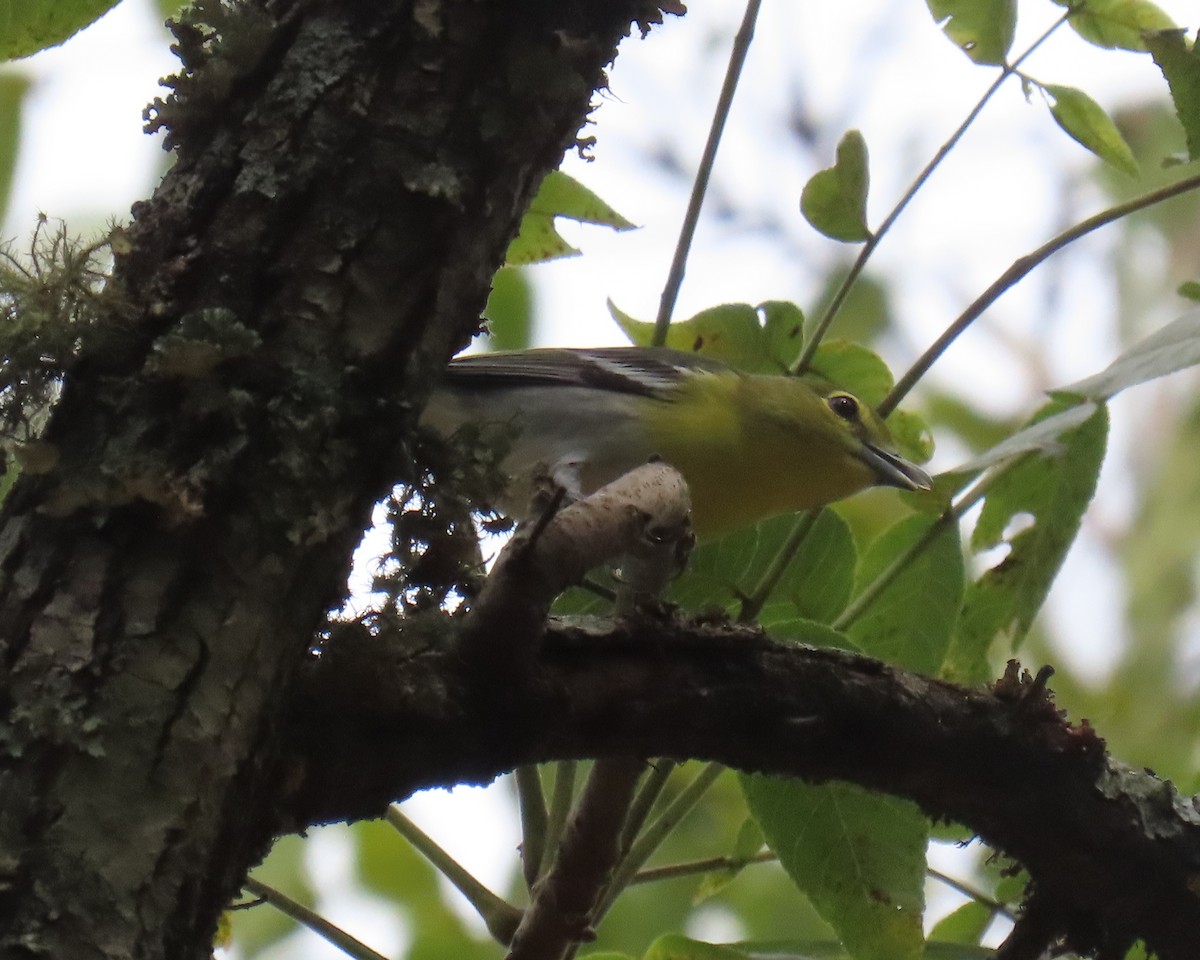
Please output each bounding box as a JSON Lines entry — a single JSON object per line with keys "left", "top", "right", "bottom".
{"left": 507, "top": 758, "right": 646, "bottom": 960}
{"left": 881, "top": 170, "right": 1200, "bottom": 416}
{"left": 653, "top": 0, "right": 763, "bottom": 344}
{"left": 794, "top": 13, "right": 1070, "bottom": 374}
{"left": 541, "top": 761, "right": 579, "bottom": 881}
{"left": 739, "top": 508, "right": 820, "bottom": 623}
{"left": 386, "top": 806, "right": 523, "bottom": 944}
{"left": 928, "top": 866, "right": 1016, "bottom": 922}
{"left": 516, "top": 765, "right": 549, "bottom": 889}
{"left": 593, "top": 761, "right": 726, "bottom": 920}
{"left": 630, "top": 850, "right": 775, "bottom": 885}
{"left": 242, "top": 878, "right": 391, "bottom": 960}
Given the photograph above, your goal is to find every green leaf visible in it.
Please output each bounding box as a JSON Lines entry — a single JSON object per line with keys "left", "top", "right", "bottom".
{"left": 928, "top": 900, "right": 993, "bottom": 945}
{"left": 0, "top": 0, "right": 121, "bottom": 60}
{"left": 505, "top": 170, "right": 635, "bottom": 266}
{"left": 1144, "top": 30, "right": 1200, "bottom": 161}
{"left": 800, "top": 131, "right": 872, "bottom": 243}
{"left": 611, "top": 300, "right": 791, "bottom": 373}
{"left": 992, "top": 869, "right": 1030, "bottom": 905}
{"left": 845, "top": 513, "right": 964, "bottom": 675}
{"left": 951, "top": 402, "right": 1099, "bottom": 475}
{"left": 741, "top": 778, "right": 927, "bottom": 960}
{"left": 1055, "top": 0, "right": 1177, "bottom": 52}
{"left": 552, "top": 584, "right": 611, "bottom": 615}
{"left": 762, "top": 616, "right": 860, "bottom": 652}
{"left": 670, "top": 510, "right": 858, "bottom": 626}
{"left": 925, "top": 0, "right": 1017, "bottom": 65}
{"left": 808, "top": 340, "right": 894, "bottom": 408}
{"left": 944, "top": 400, "right": 1108, "bottom": 684}
{"left": 483, "top": 267, "right": 533, "bottom": 350}
{"left": 608, "top": 299, "right": 805, "bottom": 376}
{"left": 1055, "top": 308, "right": 1200, "bottom": 399}
{"left": 1179, "top": 280, "right": 1200, "bottom": 301}
{"left": 732, "top": 814, "right": 767, "bottom": 858}
{"left": 694, "top": 817, "right": 766, "bottom": 904}
{"left": 644, "top": 935, "right": 752, "bottom": 960}
{"left": 0, "top": 74, "right": 28, "bottom": 225}
{"left": 886, "top": 409, "right": 936, "bottom": 468}
{"left": 1042, "top": 83, "right": 1139, "bottom": 176}
{"left": 506, "top": 211, "right": 576, "bottom": 264}
{"left": 535, "top": 170, "right": 636, "bottom": 229}
{"left": 760, "top": 300, "right": 807, "bottom": 369}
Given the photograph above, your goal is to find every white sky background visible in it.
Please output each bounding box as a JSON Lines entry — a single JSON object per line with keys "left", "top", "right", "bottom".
{"left": 4, "top": 0, "right": 1198, "bottom": 956}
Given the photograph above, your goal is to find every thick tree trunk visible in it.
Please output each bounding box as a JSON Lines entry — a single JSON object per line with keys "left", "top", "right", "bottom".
{"left": 0, "top": 2, "right": 671, "bottom": 957}
{"left": 10, "top": 4, "right": 1195, "bottom": 960}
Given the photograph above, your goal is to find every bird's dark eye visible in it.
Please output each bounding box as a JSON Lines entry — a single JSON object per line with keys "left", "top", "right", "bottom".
{"left": 828, "top": 393, "right": 859, "bottom": 420}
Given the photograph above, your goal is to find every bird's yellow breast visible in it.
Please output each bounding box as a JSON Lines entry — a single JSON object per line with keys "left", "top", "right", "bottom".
{"left": 642, "top": 373, "right": 877, "bottom": 537}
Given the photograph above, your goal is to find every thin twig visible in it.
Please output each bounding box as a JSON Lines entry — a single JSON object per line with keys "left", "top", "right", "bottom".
{"left": 833, "top": 508, "right": 956, "bottom": 634}
{"left": 515, "top": 765, "right": 549, "bottom": 889}
{"left": 833, "top": 473, "right": 994, "bottom": 633}
{"left": 880, "top": 169, "right": 1200, "bottom": 417}
{"left": 619, "top": 760, "right": 678, "bottom": 855}
{"left": 653, "top": 0, "right": 763, "bottom": 345}
{"left": 593, "top": 761, "right": 726, "bottom": 921}
{"left": 739, "top": 509, "right": 820, "bottom": 623}
{"left": 928, "top": 866, "right": 1016, "bottom": 921}
{"left": 631, "top": 850, "right": 776, "bottom": 885}
{"left": 386, "top": 805, "right": 523, "bottom": 943}
{"left": 540, "top": 760, "right": 578, "bottom": 880}
{"left": 794, "top": 13, "right": 1070, "bottom": 374}
{"left": 242, "top": 877, "right": 391, "bottom": 960}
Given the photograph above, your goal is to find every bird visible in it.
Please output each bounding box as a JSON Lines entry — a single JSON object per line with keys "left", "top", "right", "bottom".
{"left": 421, "top": 346, "right": 932, "bottom": 540}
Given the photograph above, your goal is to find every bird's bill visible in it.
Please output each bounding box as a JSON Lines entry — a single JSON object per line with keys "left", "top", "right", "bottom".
{"left": 859, "top": 442, "right": 933, "bottom": 491}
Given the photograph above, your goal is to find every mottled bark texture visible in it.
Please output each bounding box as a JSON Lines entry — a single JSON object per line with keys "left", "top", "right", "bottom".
{"left": 0, "top": 2, "right": 673, "bottom": 957}
{"left": 285, "top": 622, "right": 1200, "bottom": 960}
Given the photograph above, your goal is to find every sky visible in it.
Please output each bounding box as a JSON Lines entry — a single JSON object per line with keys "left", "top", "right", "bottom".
{"left": 4, "top": 0, "right": 1198, "bottom": 956}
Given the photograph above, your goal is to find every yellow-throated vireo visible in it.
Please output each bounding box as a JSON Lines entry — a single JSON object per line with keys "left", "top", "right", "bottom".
{"left": 423, "top": 347, "right": 932, "bottom": 539}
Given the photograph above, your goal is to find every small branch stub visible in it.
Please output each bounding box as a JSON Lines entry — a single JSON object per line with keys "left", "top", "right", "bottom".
{"left": 456, "top": 461, "right": 693, "bottom": 669}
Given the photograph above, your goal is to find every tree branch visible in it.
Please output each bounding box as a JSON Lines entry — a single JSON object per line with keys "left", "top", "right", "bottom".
{"left": 508, "top": 757, "right": 646, "bottom": 960}
{"left": 285, "top": 623, "right": 1200, "bottom": 960}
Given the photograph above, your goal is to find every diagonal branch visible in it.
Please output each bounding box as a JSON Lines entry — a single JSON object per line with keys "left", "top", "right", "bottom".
{"left": 507, "top": 757, "right": 647, "bottom": 960}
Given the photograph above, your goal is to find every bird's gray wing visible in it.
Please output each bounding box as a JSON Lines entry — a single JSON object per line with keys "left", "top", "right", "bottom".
{"left": 444, "top": 347, "right": 730, "bottom": 399}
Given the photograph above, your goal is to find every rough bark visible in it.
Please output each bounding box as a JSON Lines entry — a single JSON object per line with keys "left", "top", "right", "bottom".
{"left": 283, "top": 617, "right": 1200, "bottom": 960}
{"left": 0, "top": 2, "right": 673, "bottom": 957}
